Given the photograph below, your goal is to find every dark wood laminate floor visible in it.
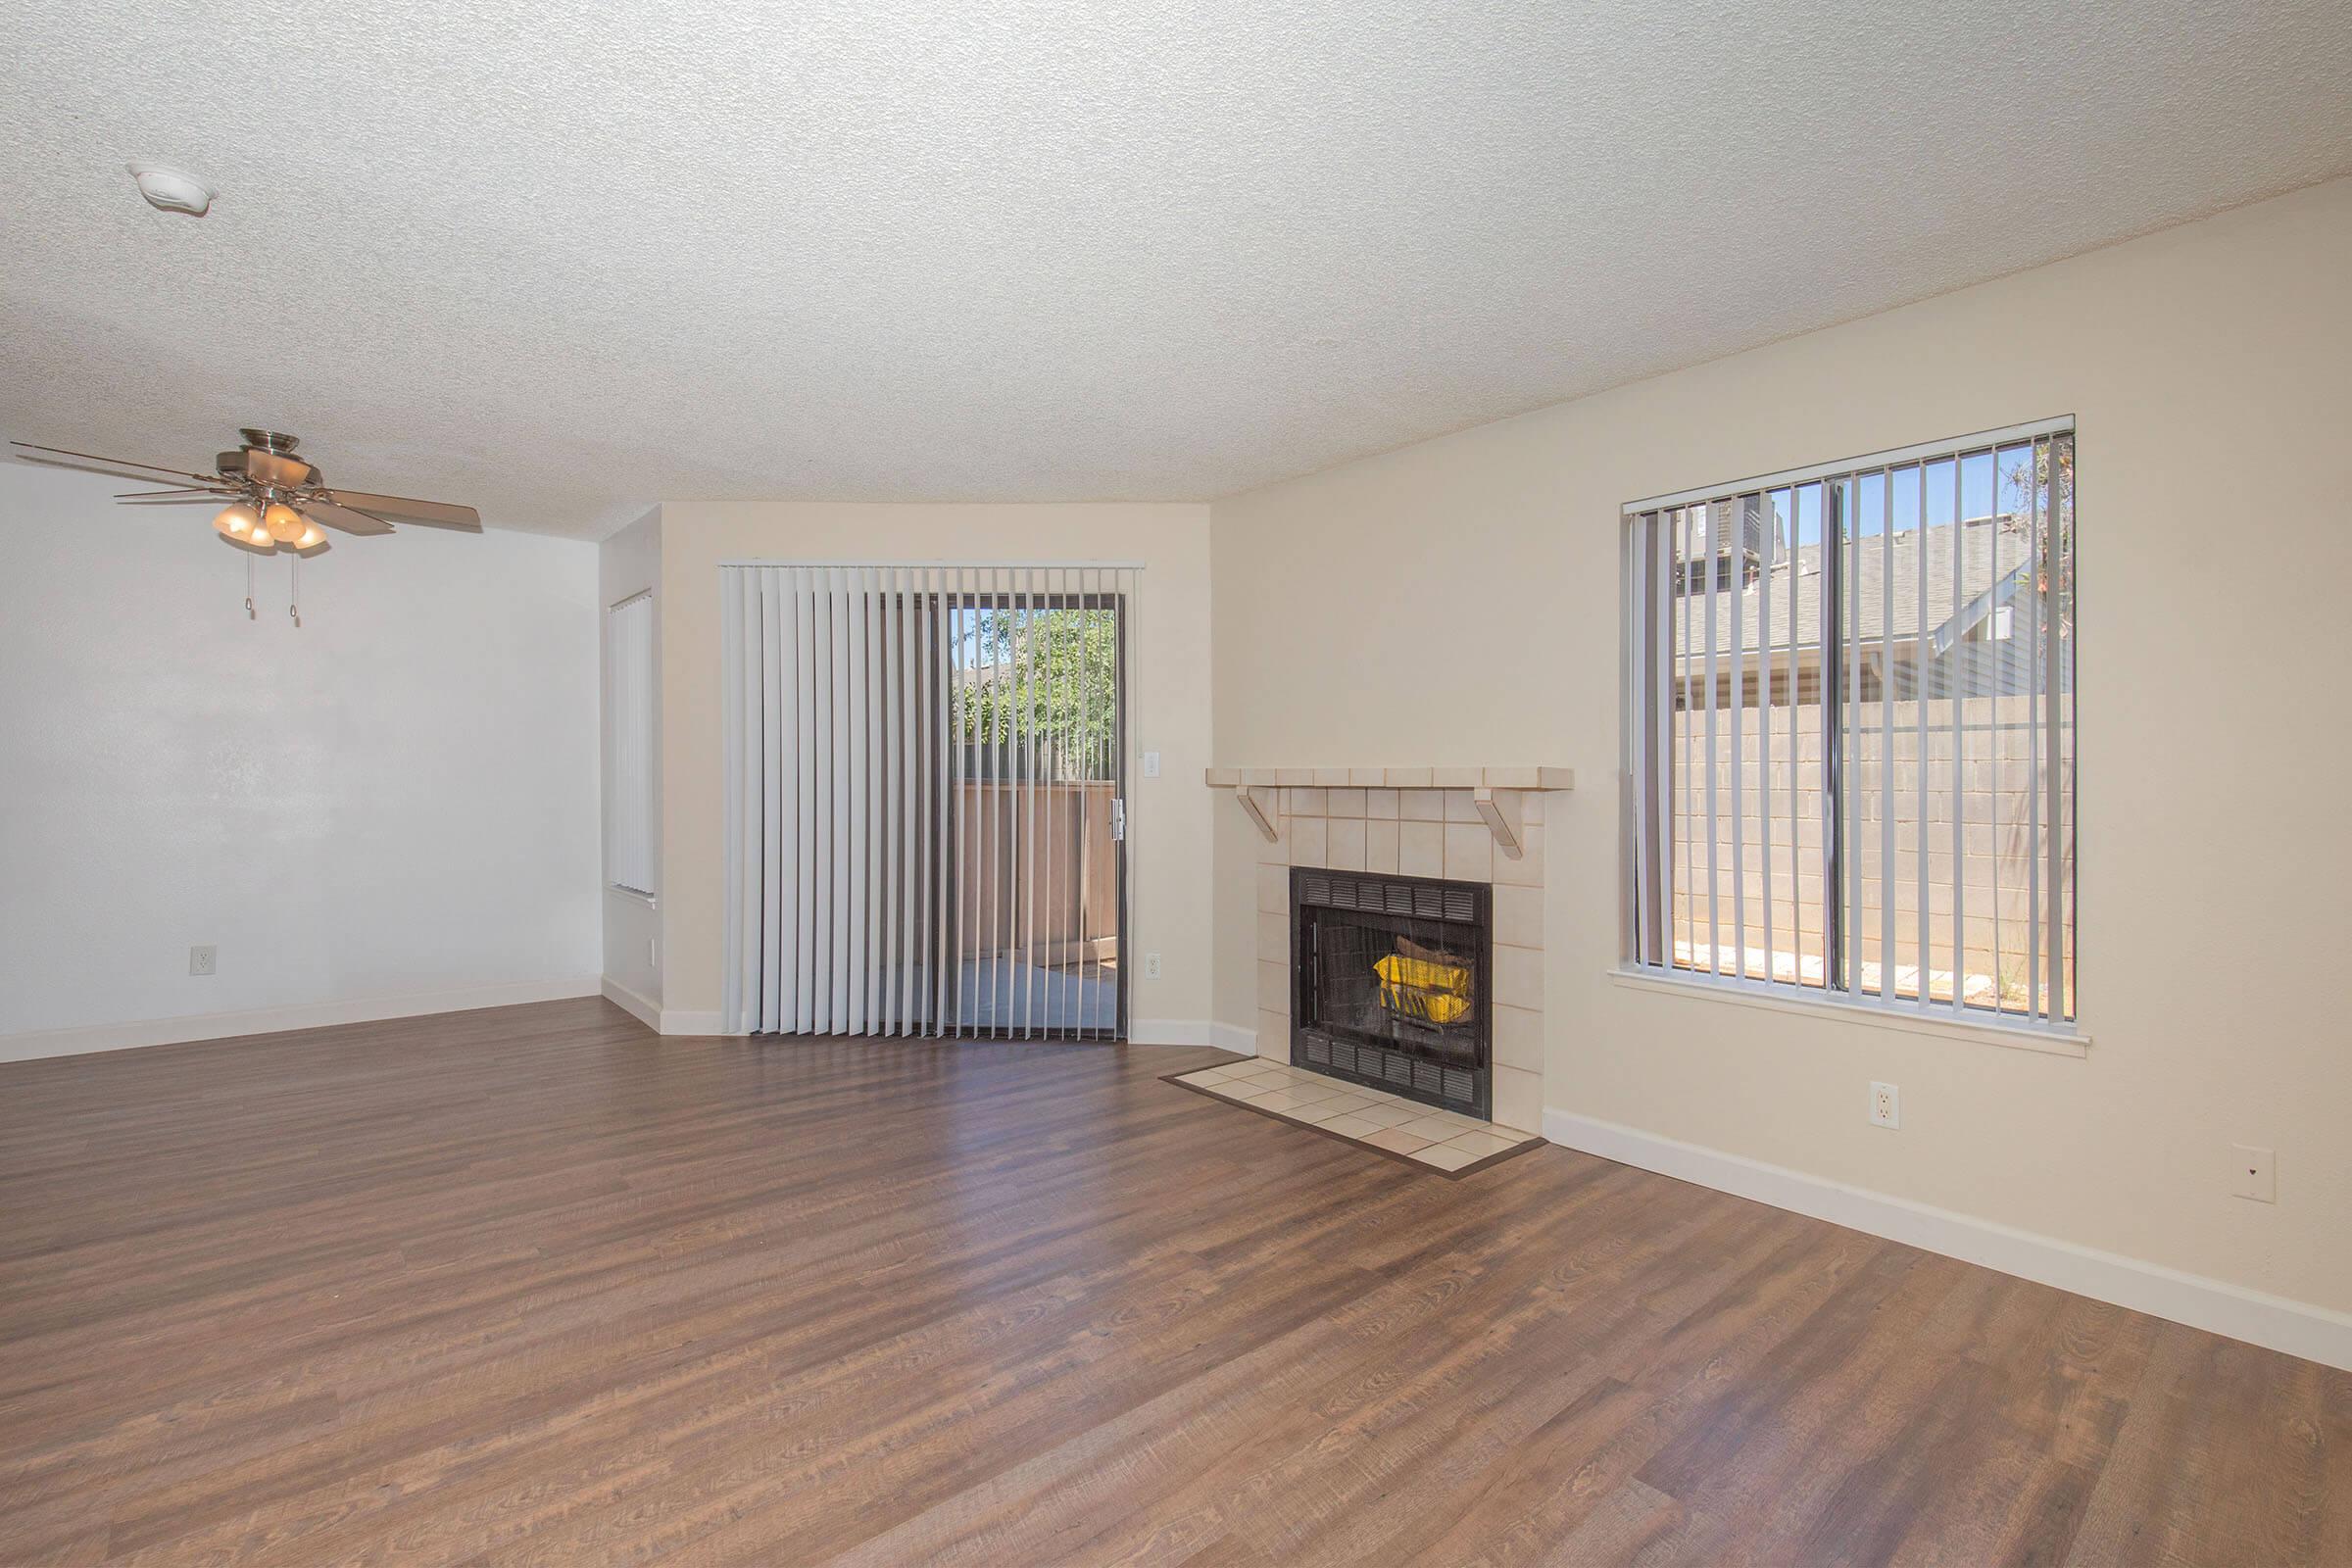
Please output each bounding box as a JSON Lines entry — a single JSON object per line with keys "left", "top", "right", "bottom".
{"left": 1, "top": 999, "right": 2345, "bottom": 1566}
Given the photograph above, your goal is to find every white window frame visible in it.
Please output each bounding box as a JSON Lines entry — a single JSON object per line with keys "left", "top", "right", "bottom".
{"left": 1617, "top": 417, "right": 2083, "bottom": 1049}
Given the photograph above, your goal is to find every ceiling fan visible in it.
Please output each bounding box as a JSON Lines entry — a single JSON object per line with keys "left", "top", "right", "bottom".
{"left": 11, "top": 426, "right": 482, "bottom": 550}
{"left": 12, "top": 427, "right": 483, "bottom": 625}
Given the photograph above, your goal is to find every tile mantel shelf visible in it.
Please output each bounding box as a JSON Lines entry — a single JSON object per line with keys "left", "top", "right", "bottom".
{"left": 1204, "top": 766, "right": 1573, "bottom": 857}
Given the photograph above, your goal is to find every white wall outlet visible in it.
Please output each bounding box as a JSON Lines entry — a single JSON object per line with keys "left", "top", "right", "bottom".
{"left": 1868, "top": 1081, "right": 1900, "bottom": 1129}
{"left": 189, "top": 944, "right": 217, "bottom": 977}
{"left": 1143, "top": 750, "right": 1161, "bottom": 778}
{"left": 649, "top": 936, "right": 658, "bottom": 966}
{"left": 1144, "top": 952, "right": 1162, "bottom": 980}
{"left": 2231, "top": 1145, "right": 2277, "bottom": 1202}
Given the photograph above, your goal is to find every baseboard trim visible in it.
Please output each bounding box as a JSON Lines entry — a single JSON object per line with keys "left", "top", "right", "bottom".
{"left": 1128, "top": 1018, "right": 1213, "bottom": 1047}
{"left": 657, "top": 1015, "right": 1258, "bottom": 1048}
{"left": 1543, "top": 1109, "right": 2352, "bottom": 1373}
{"left": 1128, "top": 1019, "right": 1262, "bottom": 1053}
{"left": 0, "top": 977, "right": 606, "bottom": 1063}
{"left": 600, "top": 977, "right": 662, "bottom": 1031}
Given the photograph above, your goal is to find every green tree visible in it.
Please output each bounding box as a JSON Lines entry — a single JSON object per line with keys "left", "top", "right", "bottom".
{"left": 957, "top": 608, "right": 1119, "bottom": 779}
{"left": 1999, "top": 439, "right": 2075, "bottom": 633}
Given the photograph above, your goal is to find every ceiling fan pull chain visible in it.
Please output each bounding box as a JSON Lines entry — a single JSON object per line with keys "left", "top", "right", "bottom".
{"left": 245, "top": 551, "right": 256, "bottom": 620}
{"left": 289, "top": 554, "right": 302, "bottom": 629}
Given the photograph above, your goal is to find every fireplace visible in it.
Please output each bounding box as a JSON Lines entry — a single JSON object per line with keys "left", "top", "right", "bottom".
{"left": 1291, "top": 867, "right": 1492, "bottom": 1119}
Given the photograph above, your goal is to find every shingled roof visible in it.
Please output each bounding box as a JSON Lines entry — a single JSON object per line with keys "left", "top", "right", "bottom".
{"left": 1673, "top": 514, "right": 2040, "bottom": 662}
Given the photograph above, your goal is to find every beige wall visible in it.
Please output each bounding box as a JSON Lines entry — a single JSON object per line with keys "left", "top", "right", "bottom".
{"left": 658, "top": 503, "right": 1216, "bottom": 1034}
{"left": 1210, "top": 177, "right": 2352, "bottom": 1313}
{"left": 600, "top": 506, "right": 663, "bottom": 1009}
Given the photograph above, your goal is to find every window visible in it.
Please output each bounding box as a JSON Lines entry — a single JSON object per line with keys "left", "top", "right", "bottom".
{"left": 1621, "top": 419, "right": 2076, "bottom": 1029}
{"left": 607, "top": 591, "right": 657, "bottom": 897}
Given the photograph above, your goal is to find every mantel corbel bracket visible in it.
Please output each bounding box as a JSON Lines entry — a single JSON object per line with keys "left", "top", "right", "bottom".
{"left": 1234, "top": 784, "right": 1280, "bottom": 843}
{"left": 1475, "top": 786, "right": 1524, "bottom": 859}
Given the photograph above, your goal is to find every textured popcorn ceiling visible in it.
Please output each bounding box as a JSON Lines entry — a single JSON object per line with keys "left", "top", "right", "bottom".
{"left": 3, "top": 1, "right": 2348, "bottom": 539}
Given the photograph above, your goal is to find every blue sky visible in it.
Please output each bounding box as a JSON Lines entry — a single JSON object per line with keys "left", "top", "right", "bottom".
{"left": 1778, "top": 445, "right": 2032, "bottom": 547}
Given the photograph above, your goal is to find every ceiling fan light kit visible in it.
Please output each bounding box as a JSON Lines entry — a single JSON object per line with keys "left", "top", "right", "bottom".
{"left": 263, "top": 501, "right": 307, "bottom": 542}
{"left": 11, "top": 426, "right": 482, "bottom": 625}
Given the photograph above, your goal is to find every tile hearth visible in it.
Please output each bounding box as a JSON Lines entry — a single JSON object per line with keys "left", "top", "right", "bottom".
{"left": 1168, "top": 1059, "right": 1544, "bottom": 1175}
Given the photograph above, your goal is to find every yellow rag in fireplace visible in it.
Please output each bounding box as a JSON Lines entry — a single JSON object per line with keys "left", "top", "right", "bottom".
{"left": 1374, "top": 953, "right": 1473, "bottom": 1026}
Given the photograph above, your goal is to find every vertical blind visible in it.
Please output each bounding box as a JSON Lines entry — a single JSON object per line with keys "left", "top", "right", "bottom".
{"left": 1621, "top": 418, "right": 2076, "bottom": 1027}
{"left": 605, "top": 591, "right": 657, "bottom": 897}
{"left": 721, "top": 564, "right": 1136, "bottom": 1040}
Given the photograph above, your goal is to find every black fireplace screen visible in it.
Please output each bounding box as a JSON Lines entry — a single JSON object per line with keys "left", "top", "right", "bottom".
{"left": 1291, "top": 869, "right": 1491, "bottom": 1116}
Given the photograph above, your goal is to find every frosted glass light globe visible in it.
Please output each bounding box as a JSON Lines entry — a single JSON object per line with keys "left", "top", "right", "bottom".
{"left": 214, "top": 503, "right": 260, "bottom": 539}
{"left": 264, "top": 502, "right": 306, "bottom": 543}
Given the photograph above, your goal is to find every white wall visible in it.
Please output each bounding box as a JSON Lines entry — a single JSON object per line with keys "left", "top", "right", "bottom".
{"left": 599, "top": 506, "right": 663, "bottom": 1019}
{"left": 0, "top": 463, "right": 604, "bottom": 1054}
{"left": 654, "top": 502, "right": 1217, "bottom": 1038}
{"left": 1211, "top": 179, "right": 2352, "bottom": 1329}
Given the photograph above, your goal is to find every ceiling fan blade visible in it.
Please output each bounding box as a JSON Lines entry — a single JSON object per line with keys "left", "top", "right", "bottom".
{"left": 116, "top": 485, "right": 231, "bottom": 498}
{"left": 299, "top": 500, "right": 395, "bottom": 536}
{"left": 12, "top": 441, "right": 223, "bottom": 487}
{"left": 120, "top": 497, "right": 226, "bottom": 507}
{"left": 19, "top": 454, "right": 220, "bottom": 489}
{"left": 321, "top": 487, "right": 481, "bottom": 531}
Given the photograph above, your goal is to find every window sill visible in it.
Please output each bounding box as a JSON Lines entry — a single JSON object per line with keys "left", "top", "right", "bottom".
{"left": 607, "top": 884, "right": 659, "bottom": 910}
{"left": 1606, "top": 967, "right": 2089, "bottom": 1058}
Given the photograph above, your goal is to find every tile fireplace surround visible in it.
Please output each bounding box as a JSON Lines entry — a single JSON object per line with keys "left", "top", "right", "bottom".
{"left": 1208, "top": 767, "right": 1569, "bottom": 1140}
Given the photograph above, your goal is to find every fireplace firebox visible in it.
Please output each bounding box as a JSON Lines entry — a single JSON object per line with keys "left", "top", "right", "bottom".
{"left": 1290, "top": 867, "right": 1491, "bottom": 1119}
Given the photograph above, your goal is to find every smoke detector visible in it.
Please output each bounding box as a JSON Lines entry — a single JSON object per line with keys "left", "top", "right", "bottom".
{"left": 126, "top": 162, "right": 214, "bottom": 217}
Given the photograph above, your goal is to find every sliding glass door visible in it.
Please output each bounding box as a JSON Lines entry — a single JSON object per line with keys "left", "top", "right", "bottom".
{"left": 722, "top": 564, "right": 1133, "bottom": 1041}
{"left": 947, "top": 573, "right": 1127, "bottom": 1038}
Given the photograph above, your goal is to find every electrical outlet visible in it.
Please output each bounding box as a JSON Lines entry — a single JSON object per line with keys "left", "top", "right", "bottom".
{"left": 2231, "top": 1145, "right": 2276, "bottom": 1202}
{"left": 189, "top": 944, "right": 217, "bottom": 977}
{"left": 1144, "top": 952, "right": 1162, "bottom": 980}
{"left": 649, "top": 937, "right": 658, "bottom": 966}
{"left": 1143, "top": 751, "right": 1161, "bottom": 778}
{"left": 1868, "top": 1081, "right": 1899, "bottom": 1129}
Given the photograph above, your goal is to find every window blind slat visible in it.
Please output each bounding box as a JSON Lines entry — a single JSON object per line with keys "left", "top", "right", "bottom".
{"left": 1076, "top": 565, "right": 1095, "bottom": 1027}
{"left": 1679, "top": 508, "right": 1696, "bottom": 967}
{"left": 1822, "top": 480, "right": 1845, "bottom": 990}
{"left": 1730, "top": 499, "right": 1747, "bottom": 980}
{"left": 1652, "top": 513, "right": 1671, "bottom": 967}
{"left": 796, "top": 569, "right": 818, "bottom": 1032}
{"left": 1880, "top": 467, "right": 1895, "bottom": 1004}
{"left": 1757, "top": 493, "right": 1774, "bottom": 986}
{"left": 1019, "top": 564, "right": 1039, "bottom": 1033}
{"left": 761, "top": 577, "right": 786, "bottom": 1033}
{"left": 948, "top": 567, "right": 967, "bottom": 1037}
{"left": 2028, "top": 442, "right": 2045, "bottom": 1022}
{"left": 1917, "top": 463, "right": 1932, "bottom": 1011}
{"left": 1703, "top": 503, "right": 1722, "bottom": 975}
{"left": 2046, "top": 434, "right": 2071, "bottom": 1020}
{"left": 1835, "top": 479, "right": 1853, "bottom": 992}
{"left": 1949, "top": 455, "right": 1966, "bottom": 1015}
{"left": 1789, "top": 485, "right": 1804, "bottom": 982}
